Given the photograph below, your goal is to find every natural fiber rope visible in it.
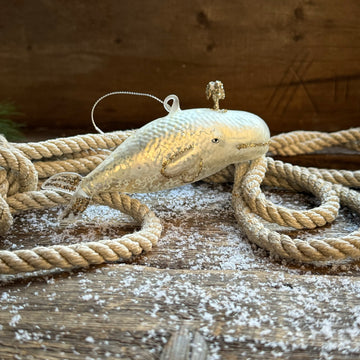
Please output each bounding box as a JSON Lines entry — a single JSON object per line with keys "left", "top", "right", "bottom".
{"left": 232, "top": 160, "right": 360, "bottom": 262}
{"left": 0, "top": 127, "right": 359, "bottom": 274}
{"left": 1, "top": 191, "right": 162, "bottom": 274}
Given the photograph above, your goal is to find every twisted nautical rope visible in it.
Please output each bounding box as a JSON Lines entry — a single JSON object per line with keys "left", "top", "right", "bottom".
{"left": 0, "top": 128, "right": 359, "bottom": 274}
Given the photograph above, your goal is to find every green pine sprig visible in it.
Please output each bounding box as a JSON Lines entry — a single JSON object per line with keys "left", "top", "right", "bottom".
{"left": 0, "top": 102, "right": 24, "bottom": 141}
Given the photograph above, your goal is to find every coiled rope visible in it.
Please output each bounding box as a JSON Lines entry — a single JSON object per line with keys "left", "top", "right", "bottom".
{"left": 0, "top": 127, "right": 359, "bottom": 274}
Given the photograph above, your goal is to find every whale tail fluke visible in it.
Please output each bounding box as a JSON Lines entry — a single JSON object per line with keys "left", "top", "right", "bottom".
{"left": 41, "top": 172, "right": 90, "bottom": 223}
{"left": 42, "top": 172, "right": 83, "bottom": 194}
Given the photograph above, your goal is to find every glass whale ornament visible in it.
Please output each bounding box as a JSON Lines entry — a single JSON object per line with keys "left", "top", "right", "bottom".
{"left": 42, "top": 87, "right": 270, "bottom": 221}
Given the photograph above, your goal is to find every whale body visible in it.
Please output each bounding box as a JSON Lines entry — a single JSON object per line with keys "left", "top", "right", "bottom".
{"left": 43, "top": 107, "right": 270, "bottom": 220}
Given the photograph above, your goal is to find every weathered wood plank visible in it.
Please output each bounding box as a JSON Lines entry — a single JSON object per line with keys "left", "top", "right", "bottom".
{"left": 1, "top": 265, "right": 360, "bottom": 359}
{"left": 1, "top": 1, "right": 360, "bottom": 133}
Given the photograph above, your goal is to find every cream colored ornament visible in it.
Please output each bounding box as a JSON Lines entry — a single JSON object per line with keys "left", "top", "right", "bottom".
{"left": 42, "top": 81, "right": 270, "bottom": 221}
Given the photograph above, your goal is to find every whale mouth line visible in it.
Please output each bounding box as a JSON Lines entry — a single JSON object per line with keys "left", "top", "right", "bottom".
{"left": 236, "top": 141, "right": 270, "bottom": 150}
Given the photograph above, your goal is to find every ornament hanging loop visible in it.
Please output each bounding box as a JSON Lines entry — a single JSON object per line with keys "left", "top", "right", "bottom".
{"left": 163, "top": 95, "right": 181, "bottom": 115}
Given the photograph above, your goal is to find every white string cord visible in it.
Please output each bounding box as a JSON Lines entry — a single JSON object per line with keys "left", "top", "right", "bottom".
{"left": 91, "top": 91, "right": 165, "bottom": 134}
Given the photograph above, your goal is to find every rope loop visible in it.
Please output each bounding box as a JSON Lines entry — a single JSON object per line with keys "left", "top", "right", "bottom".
{"left": 0, "top": 191, "right": 162, "bottom": 274}
{"left": 241, "top": 156, "right": 340, "bottom": 229}
{"left": 0, "top": 135, "right": 38, "bottom": 234}
{"left": 232, "top": 160, "right": 360, "bottom": 263}
{"left": 0, "top": 135, "right": 38, "bottom": 194}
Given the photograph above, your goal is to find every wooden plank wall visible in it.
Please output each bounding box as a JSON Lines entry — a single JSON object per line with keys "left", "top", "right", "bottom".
{"left": 0, "top": 0, "right": 359, "bottom": 134}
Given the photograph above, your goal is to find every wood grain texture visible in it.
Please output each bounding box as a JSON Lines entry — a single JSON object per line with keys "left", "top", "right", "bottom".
{"left": 0, "top": 1, "right": 360, "bottom": 133}
{"left": 1, "top": 266, "right": 360, "bottom": 359}
{"left": 160, "top": 326, "right": 208, "bottom": 360}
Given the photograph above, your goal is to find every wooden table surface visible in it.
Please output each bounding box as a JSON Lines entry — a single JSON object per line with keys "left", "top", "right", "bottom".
{"left": 1, "top": 153, "right": 360, "bottom": 359}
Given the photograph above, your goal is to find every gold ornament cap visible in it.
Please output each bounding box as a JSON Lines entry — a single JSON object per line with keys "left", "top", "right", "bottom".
{"left": 206, "top": 80, "right": 225, "bottom": 111}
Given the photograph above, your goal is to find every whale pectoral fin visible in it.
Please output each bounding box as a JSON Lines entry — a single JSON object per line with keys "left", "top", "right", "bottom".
{"left": 42, "top": 172, "right": 83, "bottom": 195}
{"left": 42, "top": 172, "right": 90, "bottom": 224}
{"left": 59, "top": 193, "right": 91, "bottom": 224}
{"left": 161, "top": 145, "right": 203, "bottom": 183}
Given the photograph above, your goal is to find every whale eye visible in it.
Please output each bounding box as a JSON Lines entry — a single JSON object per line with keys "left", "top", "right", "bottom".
{"left": 212, "top": 138, "right": 220, "bottom": 144}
